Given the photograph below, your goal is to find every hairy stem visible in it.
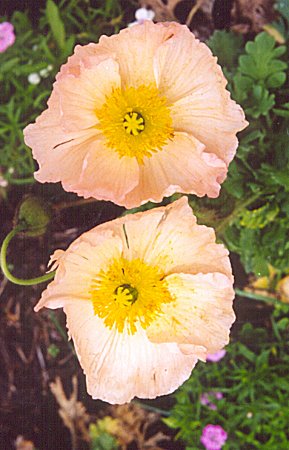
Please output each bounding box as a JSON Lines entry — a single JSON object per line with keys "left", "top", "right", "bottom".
{"left": 0, "top": 228, "right": 55, "bottom": 286}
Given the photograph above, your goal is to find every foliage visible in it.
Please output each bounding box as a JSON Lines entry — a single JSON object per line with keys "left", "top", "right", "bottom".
{"left": 191, "top": 27, "right": 289, "bottom": 278}
{"left": 89, "top": 418, "right": 119, "bottom": 450}
{"left": 0, "top": 0, "right": 122, "bottom": 182}
{"left": 165, "top": 312, "right": 289, "bottom": 449}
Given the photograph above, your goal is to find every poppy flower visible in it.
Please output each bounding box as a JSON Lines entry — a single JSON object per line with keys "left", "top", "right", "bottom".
{"left": 24, "top": 22, "right": 247, "bottom": 208}
{"left": 35, "top": 198, "right": 235, "bottom": 404}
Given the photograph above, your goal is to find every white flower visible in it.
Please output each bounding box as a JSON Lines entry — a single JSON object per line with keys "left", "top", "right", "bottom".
{"left": 128, "top": 8, "right": 155, "bottom": 27}
{"left": 39, "top": 65, "right": 53, "bottom": 78}
{"left": 28, "top": 73, "right": 41, "bottom": 85}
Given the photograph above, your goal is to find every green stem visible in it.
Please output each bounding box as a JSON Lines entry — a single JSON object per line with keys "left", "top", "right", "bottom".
{"left": 7, "top": 176, "right": 35, "bottom": 185}
{"left": 53, "top": 197, "right": 98, "bottom": 211}
{"left": 133, "top": 401, "right": 170, "bottom": 416}
{"left": 49, "top": 311, "right": 76, "bottom": 354}
{"left": 0, "top": 228, "right": 55, "bottom": 286}
{"left": 235, "top": 288, "right": 278, "bottom": 305}
{"left": 216, "top": 190, "right": 265, "bottom": 235}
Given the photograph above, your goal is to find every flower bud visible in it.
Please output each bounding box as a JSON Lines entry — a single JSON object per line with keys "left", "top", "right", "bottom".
{"left": 14, "top": 195, "right": 52, "bottom": 237}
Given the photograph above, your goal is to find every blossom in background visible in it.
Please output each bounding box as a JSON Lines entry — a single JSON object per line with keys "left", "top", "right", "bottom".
{"left": 206, "top": 349, "right": 226, "bottom": 362}
{"left": 35, "top": 197, "right": 235, "bottom": 403}
{"left": 200, "top": 424, "right": 228, "bottom": 450}
{"left": 28, "top": 73, "right": 41, "bottom": 85}
{"left": 128, "top": 8, "right": 155, "bottom": 27}
{"left": 24, "top": 21, "right": 247, "bottom": 208}
{"left": 0, "top": 22, "right": 15, "bottom": 53}
{"left": 200, "top": 391, "right": 223, "bottom": 410}
{"left": 39, "top": 64, "right": 53, "bottom": 78}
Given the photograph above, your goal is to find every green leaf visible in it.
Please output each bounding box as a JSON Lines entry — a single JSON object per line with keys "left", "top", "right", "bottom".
{"left": 246, "top": 85, "right": 275, "bottom": 118}
{"left": 238, "top": 32, "right": 287, "bottom": 88}
{"left": 267, "top": 71, "right": 287, "bottom": 88}
{"left": 240, "top": 203, "right": 279, "bottom": 229}
{"left": 207, "top": 30, "right": 244, "bottom": 69}
{"left": 46, "top": 0, "right": 66, "bottom": 50}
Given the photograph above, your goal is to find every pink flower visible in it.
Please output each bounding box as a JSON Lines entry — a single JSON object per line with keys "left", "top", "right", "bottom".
{"left": 206, "top": 349, "right": 226, "bottom": 362}
{"left": 24, "top": 21, "right": 247, "bottom": 208}
{"left": 0, "top": 22, "right": 15, "bottom": 53}
{"left": 200, "top": 392, "right": 223, "bottom": 410}
{"left": 200, "top": 424, "right": 228, "bottom": 450}
{"left": 34, "top": 197, "right": 235, "bottom": 404}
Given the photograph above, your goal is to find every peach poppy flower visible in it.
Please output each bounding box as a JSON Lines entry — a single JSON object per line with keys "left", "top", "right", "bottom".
{"left": 35, "top": 197, "right": 235, "bottom": 404}
{"left": 24, "top": 22, "right": 247, "bottom": 209}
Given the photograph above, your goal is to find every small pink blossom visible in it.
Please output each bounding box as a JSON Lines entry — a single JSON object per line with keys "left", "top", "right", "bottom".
{"left": 206, "top": 350, "right": 226, "bottom": 362}
{"left": 200, "top": 392, "right": 223, "bottom": 410}
{"left": 0, "top": 22, "right": 15, "bottom": 53}
{"left": 200, "top": 424, "right": 228, "bottom": 450}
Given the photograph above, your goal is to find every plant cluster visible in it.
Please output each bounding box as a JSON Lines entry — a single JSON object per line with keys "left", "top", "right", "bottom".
{"left": 0, "top": 0, "right": 122, "bottom": 183}
{"left": 165, "top": 305, "right": 289, "bottom": 449}
{"left": 190, "top": 2, "right": 289, "bottom": 279}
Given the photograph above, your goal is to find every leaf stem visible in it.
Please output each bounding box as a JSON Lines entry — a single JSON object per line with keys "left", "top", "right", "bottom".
{"left": 53, "top": 197, "right": 99, "bottom": 211}
{"left": 7, "top": 176, "right": 35, "bottom": 185}
{"left": 235, "top": 288, "right": 278, "bottom": 305}
{"left": 0, "top": 228, "right": 55, "bottom": 286}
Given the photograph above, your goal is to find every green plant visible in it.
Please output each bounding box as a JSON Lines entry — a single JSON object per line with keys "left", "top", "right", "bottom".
{"left": 0, "top": 0, "right": 122, "bottom": 183}
{"left": 165, "top": 315, "right": 289, "bottom": 449}
{"left": 192, "top": 27, "right": 289, "bottom": 278}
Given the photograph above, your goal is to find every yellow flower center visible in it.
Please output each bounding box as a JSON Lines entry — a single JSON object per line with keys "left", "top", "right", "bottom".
{"left": 96, "top": 85, "right": 174, "bottom": 164}
{"left": 90, "top": 257, "right": 174, "bottom": 334}
{"left": 123, "top": 112, "right": 145, "bottom": 136}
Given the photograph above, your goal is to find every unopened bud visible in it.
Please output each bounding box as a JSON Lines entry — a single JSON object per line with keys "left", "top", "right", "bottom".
{"left": 14, "top": 195, "right": 52, "bottom": 237}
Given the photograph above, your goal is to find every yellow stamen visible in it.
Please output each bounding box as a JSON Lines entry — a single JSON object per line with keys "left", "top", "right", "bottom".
{"left": 90, "top": 257, "right": 174, "bottom": 334}
{"left": 95, "top": 85, "right": 174, "bottom": 164}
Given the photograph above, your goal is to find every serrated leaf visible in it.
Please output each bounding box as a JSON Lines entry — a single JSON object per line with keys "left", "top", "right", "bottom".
{"left": 267, "top": 71, "right": 287, "bottom": 88}
{"left": 207, "top": 30, "right": 243, "bottom": 69}
{"left": 238, "top": 32, "right": 287, "bottom": 88}
{"left": 246, "top": 86, "right": 275, "bottom": 118}
{"left": 46, "top": 0, "right": 66, "bottom": 50}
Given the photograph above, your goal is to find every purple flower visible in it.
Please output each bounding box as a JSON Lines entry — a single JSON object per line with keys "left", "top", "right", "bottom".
{"left": 206, "top": 350, "right": 226, "bottom": 362}
{"left": 200, "top": 424, "right": 228, "bottom": 450}
{"left": 200, "top": 392, "right": 223, "bottom": 410}
{"left": 0, "top": 22, "right": 16, "bottom": 53}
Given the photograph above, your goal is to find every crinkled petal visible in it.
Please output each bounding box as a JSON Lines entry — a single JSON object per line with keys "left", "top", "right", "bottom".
{"left": 56, "top": 43, "right": 111, "bottom": 79}
{"left": 97, "top": 197, "right": 232, "bottom": 279}
{"left": 64, "top": 300, "right": 198, "bottom": 404}
{"left": 154, "top": 25, "right": 247, "bottom": 164}
{"left": 69, "top": 140, "right": 139, "bottom": 202}
{"left": 147, "top": 272, "right": 235, "bottom": 354}
{"left": 122, "top": 132, "right": 227, "bottom": 208}
{"left": 98, "top": 21, "right": 181, "bottom": 88}
{"left": 35, "top": 232, "right": 123, "bottom": 311}
{"left": 55, "top": 58, "right": 121, "bottom": 131}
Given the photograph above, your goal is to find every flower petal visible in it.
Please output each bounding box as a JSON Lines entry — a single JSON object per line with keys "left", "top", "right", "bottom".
{"left": 35, "top": 232, "right": 123, "bottom": 311}
{"left": 154, "top": 25, "right": 247, "bottom": 164}
{"left": 64, "top": 300, "right": 198, "bottom": 404}
{"left": 71, "top": 140, "right": 139, "bottom": 202}
{"left": 23, "top": 89, "right": 95, "bottom": 183}
{"left": 98, "top": 21, "right": 181, "bottom": 88}
{"left": 122, "top": 132, "right": 227, "bottom": 208}
{"left": 55, "top": 58, "right": 121, "bottom": 131}
{"left": 147, "top": 272, "right": 235, "bottom": 353}
{"left": 100, "top": 197, "right": 232, "bottom": 279}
